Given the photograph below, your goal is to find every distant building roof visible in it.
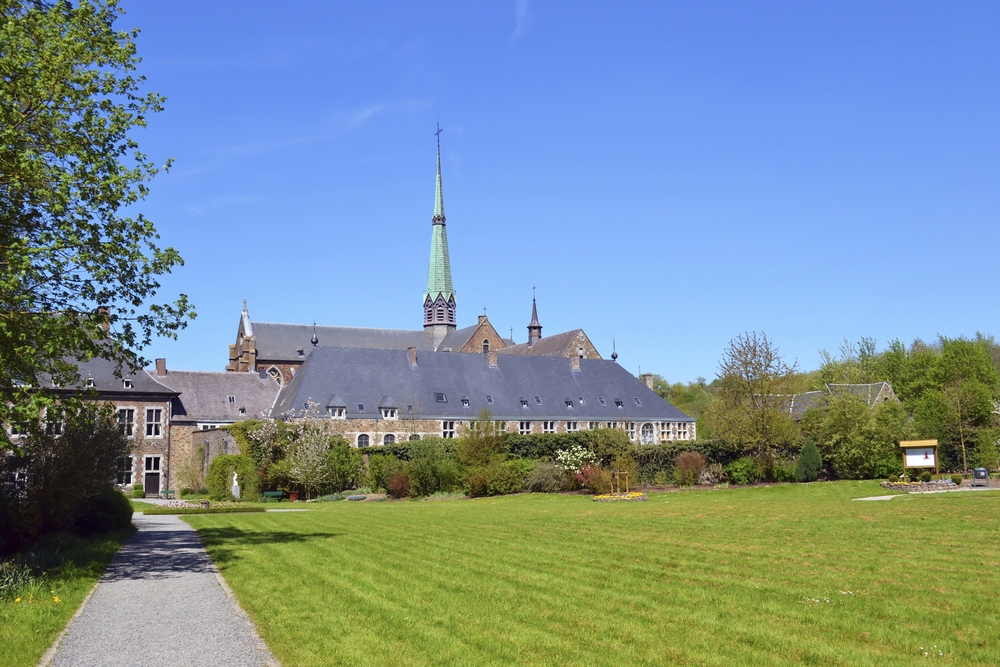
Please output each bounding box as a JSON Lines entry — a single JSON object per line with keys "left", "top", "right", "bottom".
{"left": 46, "top": 356, "right": 177, "bottom": 396}
{"left": 250, "top": 321, "right": 434, "bottom": 361}
{"left": 154, "top": 369, "right": 280, "bottom": 424}
{"left": 779, "top": 382, "right": 897, "bottom": 420}
{"left": 497, "top": 329, "right": 598, "bottom": 358}
{"left": 272, "top": 346, "right": 694, "bottom": 423}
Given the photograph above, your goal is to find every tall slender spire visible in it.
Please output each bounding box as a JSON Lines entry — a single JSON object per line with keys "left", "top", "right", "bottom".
{"left": 527, "top": 288, "right": 542, "bottom": 346}
{"left": 424, "top": 122, "right": 456, "bottom": 345}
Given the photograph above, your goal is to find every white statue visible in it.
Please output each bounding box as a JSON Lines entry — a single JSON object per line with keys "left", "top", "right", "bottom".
{"left": 231, "top": 470, "right": 241, "bottom": 499}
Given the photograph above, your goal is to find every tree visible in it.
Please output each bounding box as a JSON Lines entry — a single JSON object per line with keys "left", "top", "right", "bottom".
{"left": 705, "top": 332, "right": 800, "bottom": 457}
{"left": 0, "top": 0, "right": 193, "bottom": 429}
{"left": 794, "top": 439, "right": 822, "bottom": 482}
{"left": 288, "top": 424, "right": 334, "bottom": 500}
{"left": 456, "top": 408, "right": 507, "bottom": 468}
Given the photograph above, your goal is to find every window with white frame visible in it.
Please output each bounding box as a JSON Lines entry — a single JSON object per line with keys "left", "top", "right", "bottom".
{"left": 45, "top": 411, "right": 63, "bottom": 436}
{"left": 626, "top": 422, "right": 636, "bottom": 440}
{"left": 118, "top": 408, "right": 135, "bottom": 436}
{"left": 330, "top": 407, "right": 345, "bottom": 418}
{"left": 543, "top": 421, "right": 556, "bottom": 433}
{"left": 519, "top": 421, "right": 532, "bottom": 435}
{"left": 381, "top": 408, "right": 397, "bottom": 419}
{"left": 567, "top": 421, "right": 579, "bottom": 433}
{"left": 640, "top": 423, "right": 654, "bottom": 445}
{"left": 116, "top": 455, "right": 134, "bottom": 486}
{"left": 442, "top": 421, "right": 456, "bottom": 438}
{"left": 678, "top": 422, "right": 689, "bottom": 440}
{"left": 588, "top": 422, "right": 599, "bottom": 430}
{"left": 357, "top": 434, "right": 370, "bottom": 447}
{"left": 145, "top": 408, "right": 162, "bottom": 437}
{"left": 144, "top": 455, "right": 160, "bottom": 472}
{"left": 659, "top": 422, "right": 671, "bottom": 443}
{"left": 123, "top": 379, "right": 133, "bottom": 389}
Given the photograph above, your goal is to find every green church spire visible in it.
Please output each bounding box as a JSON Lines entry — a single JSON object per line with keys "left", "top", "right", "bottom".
{"left": 424, "top": 123, "right": 456, "bottom": 331}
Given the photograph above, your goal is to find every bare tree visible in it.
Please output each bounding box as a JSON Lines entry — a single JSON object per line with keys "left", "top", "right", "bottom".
{"left": 708, "top": 332, "right": 800, "bottom": 458}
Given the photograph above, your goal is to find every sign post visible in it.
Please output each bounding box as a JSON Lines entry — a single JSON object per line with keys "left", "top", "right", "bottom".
{"left": 899, "top": 440, "right": 939, "bottom": 482}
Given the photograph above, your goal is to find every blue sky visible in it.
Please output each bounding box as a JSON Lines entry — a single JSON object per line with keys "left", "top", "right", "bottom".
{"left": 124, "top": 1, "right": 999, "bottom": 382}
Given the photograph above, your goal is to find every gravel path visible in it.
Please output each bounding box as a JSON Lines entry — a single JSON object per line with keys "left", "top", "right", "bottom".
{"left": 46, "top": 512, "right": 277, "bottom": 667}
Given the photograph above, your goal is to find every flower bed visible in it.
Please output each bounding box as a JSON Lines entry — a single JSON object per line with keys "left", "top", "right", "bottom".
{"left": 880, "top": 480, "right": 957, "bottom": 492}
{"left": 592, "top": 492, "right": 648, "bottom": 502}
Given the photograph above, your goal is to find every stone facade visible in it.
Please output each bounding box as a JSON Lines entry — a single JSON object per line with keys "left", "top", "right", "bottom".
{"left": 457, "top": 316, "right": 508, "bottom": 354}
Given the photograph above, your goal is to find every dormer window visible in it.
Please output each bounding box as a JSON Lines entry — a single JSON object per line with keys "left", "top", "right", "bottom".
{"left": 615, "top": 400, "right": 624, "bottom": 409}
{"left": 238, "top": 407, "right": 246, "bottom": 415}
{"left": 461, "top": 398, "right": 470, "bottom": 408}
{"left": 123, "top": 379, "right": 133, "bottom": 389}
{"left": 520, "top": 398, "right": 529, "bottom": 408}
{"left": 85, "top": 377, "right": 95, "bottom": 388}
{"left": 297, "top": 347, "right": 305, "bottom": 357}
{"left": 381, "top": 408, "right": 397, "bottom": 419}
{"left": 565, "top": 400, "right": 573, "bottom": 409}
{"left": 329, "top": 407, "right": 344, "bottom": 418}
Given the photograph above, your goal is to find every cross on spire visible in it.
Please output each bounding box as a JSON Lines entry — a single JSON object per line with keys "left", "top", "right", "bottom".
{"left": 435, "top": 120, "right": 443, "bottom": 151}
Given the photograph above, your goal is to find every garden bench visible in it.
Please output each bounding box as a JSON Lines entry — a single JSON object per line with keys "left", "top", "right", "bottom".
{"left": 262, "top": 491, "right": 284, "bottom": 502}
{"left": 159, "top": 489, "right": 175, "bottom": 499}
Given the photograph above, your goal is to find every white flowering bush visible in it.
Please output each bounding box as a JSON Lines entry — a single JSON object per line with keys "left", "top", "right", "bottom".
{"left": 555, "top": 445, "right": 596, "bottom": 472}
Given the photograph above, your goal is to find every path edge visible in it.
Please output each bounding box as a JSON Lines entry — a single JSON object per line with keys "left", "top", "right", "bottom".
{"left": 183, "top": 516, "right": 282, "bottom": 667}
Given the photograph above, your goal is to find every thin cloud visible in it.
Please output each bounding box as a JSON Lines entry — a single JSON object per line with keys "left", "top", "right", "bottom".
{"left": 350, "top": 104, "right": 386, "bottom": 127}
{"left": 511, "top": 0, "right": 532, "bottom": 41}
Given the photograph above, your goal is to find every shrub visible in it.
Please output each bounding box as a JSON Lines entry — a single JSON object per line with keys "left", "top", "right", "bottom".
{"left": 576, "top": 463, "right": 612, "bottom": 494}
{"left": 408, "top": 439, "right": 459, "bottom": 497}
{"left": 795, "top": 440, "right": 822, "bottom": 482}
{"left": 367, "top": 453, "right": 398, "bottom": 493}
{"left": 673, "top": 451, "right": 707, "bottom": 486}
{"left": 708, "top": 463, "right": 728, "bottom": 484}
{"left": 131, "top": 483, "right": 145, "bottom": 498}
{"left": 486, "top": 459, "right": 529, "bottom": 496}
{"left": 326, "top": 439, "right": 363, "bottom": 492}
{"left": 652, "top": 470, "right": 671, "bottom": 486}
{"left": 179, "top": 487, "right": 194, "bottom": 498}
{"left": 206, "top": 455, "right": 260, "bottom": 501}
{"left": 74, "top": 486, "right": 133, "bottom": 536}
{"left": 919, "top": 471, "right": 933, "bottom": 482}
{"left": 265, "top": 459, "right": 294, "bottom": 492}
{"left": 388, "top": 471, "right": 411, "bottom": 499}
{"left": 726, "top": 457, "right": 760, "bottom": 486}
{"left": 951, "top": 474, "right": 963, "bottom": 485}
{"left": 526, "top": 462, "right": 564, "bottom": 493}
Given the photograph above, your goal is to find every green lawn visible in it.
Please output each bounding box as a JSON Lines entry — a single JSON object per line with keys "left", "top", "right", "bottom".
{"left": 186, "top": 482, "right": 1000, "bottom": 666}
{"left": 0, "top": 530, "right": 131, "bottom": 667}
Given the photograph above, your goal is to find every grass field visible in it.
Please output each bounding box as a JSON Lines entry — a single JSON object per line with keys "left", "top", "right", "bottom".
{"left": 184, "top": 482, "right": 1000, "bottom": 666}
{"left": 0, "top": 529, "right": 131, "bottom": 667}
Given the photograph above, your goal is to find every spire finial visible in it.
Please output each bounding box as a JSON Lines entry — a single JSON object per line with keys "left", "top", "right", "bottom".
{"left": 432, "top": 121, "right": 445, "bottom": 221}
{"left": 311, "top": 321, "right": 319, "bottom": 346}
{"left": 611, "top": 338, "right": 618, "bottom": 362}
{"left": 243, "top": 299, "right": 247, "bottom": 311}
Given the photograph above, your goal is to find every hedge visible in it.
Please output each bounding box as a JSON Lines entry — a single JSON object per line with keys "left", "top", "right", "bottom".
{"left": 206, "top": 455, "right": 260, "bottom": 501}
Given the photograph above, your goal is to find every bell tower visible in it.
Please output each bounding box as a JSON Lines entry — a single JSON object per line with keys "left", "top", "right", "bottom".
{"left": 423, "top": 123, "right": 457, "bottom": 348}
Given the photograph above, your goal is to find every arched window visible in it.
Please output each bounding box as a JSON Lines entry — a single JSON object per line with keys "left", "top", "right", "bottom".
{"left": 383, "top": 434, "right": 395, "bottom": 445}
{"left": 357, "top": 434, "right": 369, "bottom": 448}
{"left": 482, "top": 339, "right": 490, "bottom": 353}
{"left": 266, "top": 367, "right": 282, "bottom": 386}
{"left": 409, "top": 434, "right": 421, "bottom": 441}
{"left": 640, "top": 423, "right": 654, "bottom": 445}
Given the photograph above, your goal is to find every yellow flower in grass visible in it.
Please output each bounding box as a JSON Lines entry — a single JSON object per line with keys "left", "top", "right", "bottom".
{"left": 14, "top": 598, "right": 21, "bottom": 603}
{"left": 53, "top": 597, "right": 61, "bottom": 602}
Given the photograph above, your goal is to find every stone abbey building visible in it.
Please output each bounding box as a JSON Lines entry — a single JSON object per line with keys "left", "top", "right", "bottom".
{"left": 228, "top": 134, "right": 696, "bottom": 445}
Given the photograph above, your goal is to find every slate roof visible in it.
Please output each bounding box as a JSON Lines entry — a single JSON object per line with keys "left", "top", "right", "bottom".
{"left": 271, "top": 346, "right": 694, "bottom": 423}
{"left": 153, "top": 370, "right": 280, "bottom": 424}
{"left": 438, "top": 324, "right": 480, "bottom": 352}
{"left": 779, "top": 382, "right": 897, "bottom": 420}
{"left": 827, "top": 382, "right": 894, "bottom": 408}
{"left": 250, "top": 321, "right": 434, "bottom": 360}
{"left": 497, "top": 329, "right": 591, "bottom": 358}
{"left": 45, "top": 356, "right": 177, "bottom": 397}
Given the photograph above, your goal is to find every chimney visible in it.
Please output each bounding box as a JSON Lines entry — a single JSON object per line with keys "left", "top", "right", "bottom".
{"left": 478, "top": 315, "right": 487, "bottom": 325}
{"left": 155, "top": 358, "right": 167, "bottom": 377}
{"left": 487, "top": 350, "right": 498, "bottom": 367}
{"left": 570, "top": 355, "right": 580, "bottom": 371}
{"left": 641, "top": 373, "right": 654, "bottom": 390}
{"left": 407, "top": 347, "right": 417, "bottom": 366}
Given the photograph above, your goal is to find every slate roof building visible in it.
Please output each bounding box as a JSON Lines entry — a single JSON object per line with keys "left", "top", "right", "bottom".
{"left": 271, "top": 347, "right": 696, "bottom": 446}
{"left": 225, "top": 133, "right": 604, "bottom": 386}
{"left": 778, "top": 382, "right": 898, "bottom": 421}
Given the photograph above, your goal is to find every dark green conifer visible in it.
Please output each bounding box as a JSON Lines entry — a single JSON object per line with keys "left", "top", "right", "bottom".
{"left": 795, "top": 439, "right": 822, "bottom": 482}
